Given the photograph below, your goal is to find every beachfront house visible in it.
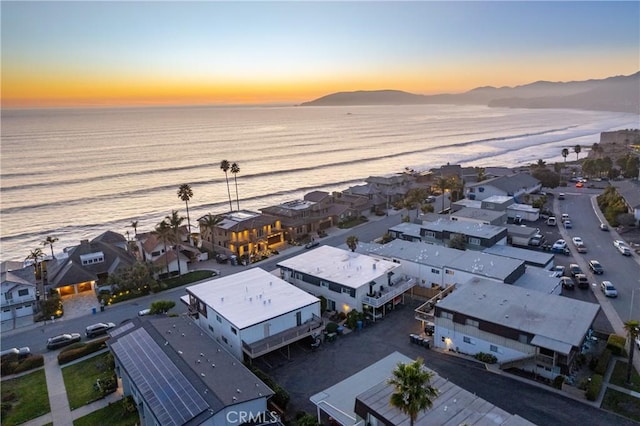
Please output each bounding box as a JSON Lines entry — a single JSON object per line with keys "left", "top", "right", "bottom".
{"left": 198, "top": 210, "right": 285, "bottom": 262}
{"left": 310, "top": 351, "right": 534, "bottom": 426}
{"left": 260, "top": 193, "right": 334, "bottom": 242}
{"left": 465, "top": 173, "right": 541, "bottom": 202}
{"left": 1, "top": 266, "right": 37, "bottom": 322}
{"left": 434, "top": 278, "right": 600, "bottom": 380}
{"left": 108, "top": 316, "right": 275, "bottom": 426}
{"left": 185, "top": 268, "right": 322, "bottom": 361}
{"left": 277, "top": 245, "right": 416, "bottom": 320}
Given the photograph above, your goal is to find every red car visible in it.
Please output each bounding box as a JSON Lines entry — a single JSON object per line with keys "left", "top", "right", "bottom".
{"left": 575, "top": 182, "right": 584, "bottom": 188}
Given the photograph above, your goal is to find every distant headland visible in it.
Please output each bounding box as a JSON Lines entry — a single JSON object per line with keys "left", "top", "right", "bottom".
{"left": 300, "top": 72, "right": 640, "bottom": 114}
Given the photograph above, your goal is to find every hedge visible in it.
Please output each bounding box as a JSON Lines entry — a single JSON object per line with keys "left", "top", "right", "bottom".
{"left": 58, "top": 337, "right": 109, "bottom": 365}
{"left": 0, "top": 354, "right": 44, "bottom": 376}
{"left": 606, "top": 334, "right": 626, "bottom": 356}
{"left": 594, "top": 349, "right": 612, "bottom": 376}
{"left": 474, "top": 352, "right": 498, "bottom": 364}
{"left": 585, "top": 374, "right": 603, "bottom": 401}
{"left": 247, "top": 365, "right": 290, "bottom": 409}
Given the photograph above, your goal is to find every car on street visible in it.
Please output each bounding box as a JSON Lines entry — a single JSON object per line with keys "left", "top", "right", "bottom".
{"left": 552, "top": 265, "right": 566, "bottom": 277}
{"left": 558, "top": 193, "right": 565, "bottom": 200}
{"left": 305, "top": 240, "right": 320, "bottom": 249}
{"left": 138, "top": 308, "right": 151, "bottom": 316}
{"left": 563, "top": 220, "right": 573, "bottom": 229}
{"left": 572, "top": 237, "right": 584, "bottom": 246}
{"left": 546, "top": 216, "right": 556, "bottom": 226}
{"left": 85, "top": 322, "right": 116, "bottom": 338}
{"left": 588, "top": 260, "right": 604, "bottom": 275}
{"left": 569, "top": 263, "right": 582, "bottom": 276}
{"left": 600, "top": 281, "right": 618, "bottom": 297}
{"left": 599, "top": 223, "right": 609, "bottom": 231}
{"left": 613, "top": 240, "right": 632, "bottom": 256}
{"left": 552, "top": 239, "right": 567, "bottom": 250}
{"left": 574, "top": 274, "right": 589, "bottom": 289}
{"left": 572, "top": 236, "right": 587, "bottom": 253}
{"left": 47, "top": 333, "right": 81, "bottom": 350}
{"left": 561, "top": 213, "right": 570, "bottom": 221}
{"left": 560, "top": 276, "right": 574, "bottom": 290}
{"left": 575, "top": 182, "right": 584, "bottom": 188}
{"left": 0, "top": 347, "right": 31, "bottom": 358}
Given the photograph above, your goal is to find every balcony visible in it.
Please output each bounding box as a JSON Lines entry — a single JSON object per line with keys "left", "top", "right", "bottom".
{"left": 414, "top": 285, "right": 456, "bottom": 322}
{"left": 242, "top": 315, "right": 323, "bottom": 359}
{"left": 361, "top": 277, "right": 417, "bottom": 309}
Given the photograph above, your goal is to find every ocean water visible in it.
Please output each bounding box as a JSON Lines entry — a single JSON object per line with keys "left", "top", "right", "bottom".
{"left": 1, "top": 104, "right": 638, "bottom": 262}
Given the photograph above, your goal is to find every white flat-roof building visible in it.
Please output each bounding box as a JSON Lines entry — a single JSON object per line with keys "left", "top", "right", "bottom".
{"left": 310, "top": 351, "right": 535, "bottom": 426}
{"left": 277, "top": 245, "right": 415, "bottom": 319}
{"left": 186, "top": 268, "right": 322, "bottom": 361}
{"left": 483, "top": 244, "right": 554, "bottom": 269}
{"left": 434, "top": 278, "right": 600, "bottom": 380}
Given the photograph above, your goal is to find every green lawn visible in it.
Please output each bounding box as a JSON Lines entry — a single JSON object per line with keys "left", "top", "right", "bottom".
{"left": 160, "top": 270, "right": 216, "bottom": 290}
{"left": 73, "top": 397, "right": 139, "bottom": 426}
{"left": 61, "top": 352, "right": 115, "bottom": 410}
{"left": 609, "top": 360, "right": 640, "bottom": 391}
{"left": 602, "top": 388, "right": 640, "bottom": 422}
{"left": 1, "top": 369, "right": 50, "bottom": 425}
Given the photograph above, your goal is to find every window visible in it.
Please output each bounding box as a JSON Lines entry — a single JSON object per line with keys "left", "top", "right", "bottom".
{"left": 490, "top": 345, "right": 498, "bottom": 352}
{"left": 441, "top": 311, "right": 453, "bottom": 320}
{"left": 463, "top": 336, "right": 475, "bottom": 344}
{"left": 519, "top": 334, "right": 528, "bottom": 344}
{"left": 5, "top": 292, "right": 13, "bottom": 301}
{"left": 208, "top": 325, "right": 214, "bottom": 332}
{"left": 222, "top": 336, "right": 228, "bottom": 344}
{"left": 445, "top": 269, "right": 454, "bottom": 275}
{"left": 425, "top": 231, "right": 436, "bottom": 238}
{"left": 320, "top": 282, "right": 329, "bottom": 288}
{"left": 216, "top": 315, "right": 222, "bottom": 323}
{"left": 80, "top": 251, "right": 105, "bottom": 265}
{"left": 466, "top": 319, "right": 479, "bottom": 327}
{"left": 469, "top": 237, "right": 481, "bottom": 246}
{"left": 231, "top": 327, "right": 237, "bottom": 335}
{"left": 431, "top": 268, "right": 440, "bottom": 274}
{"left": 18, "top": 289, "right": 29, "bottom": 297}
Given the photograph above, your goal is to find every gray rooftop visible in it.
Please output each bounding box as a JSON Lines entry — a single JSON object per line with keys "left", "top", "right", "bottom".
{"left": 513, "top": 266, "right": 563, "bottom": 295}
{"left": 483, "top": 245, "right": 554, "bottom": 268}
{"left": 451, "top": 207, "right": 506, "bottom": 222}
{"left": 388, "top": 222, "right": 422, "bottom": 239}
{"left": 467, "top": 173, "right": 540, "bottom": 194}
{"left": 359, "top": 240, "right": 465, "bottom": 269}
{"left": 446, "top": 251, "right": 524, "bottom": 281}
{"left": 422, "top": 218, "right": 506, "bottom": 239}
{"left": 437, "top": 278, "right": 600, "bottom": 353}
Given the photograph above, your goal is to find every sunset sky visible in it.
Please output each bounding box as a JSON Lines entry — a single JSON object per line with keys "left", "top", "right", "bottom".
{"left": 2, "top": 1, "right": 638, "bottom": 107}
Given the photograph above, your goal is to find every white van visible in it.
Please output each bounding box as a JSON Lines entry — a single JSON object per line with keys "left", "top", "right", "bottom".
{"left": 546, "top": 217, "right": 557, "bottom": 226}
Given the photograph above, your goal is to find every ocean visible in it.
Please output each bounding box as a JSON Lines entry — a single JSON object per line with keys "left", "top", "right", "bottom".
{"left": 1, "top": 104, "right": 638, "bottom": 262}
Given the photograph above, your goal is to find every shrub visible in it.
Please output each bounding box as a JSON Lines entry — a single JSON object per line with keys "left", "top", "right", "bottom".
{"left": 325, "top": 322, "right": 339, "bottom": 334}
{"left": 553, "top": 375, "right": 565, "bottom": 389}
{"left": 594, "top": 349, "right": 612, "bottom": 376}
{"left": 1, "top": 355, "right": 44, "bottom": 376}
{"left": 58, "top": 337, "right": 109, "bottom": 365}
{"left": 606, "top": 334, "right": 626, "bottom": 356}
{"left": 247, "top": 365, "right": 290, "bottom": 409}
{"left": 319, "top": 296, "right": 327, "bottom": 313}
{"left": 585, "top": 374, "right": 604, "bottom": 401}
{"left": 474, "top": 352, "right": 498, "bottom": 364}
{"left": 337, "top": 312, "right": 347, "bottom": 321}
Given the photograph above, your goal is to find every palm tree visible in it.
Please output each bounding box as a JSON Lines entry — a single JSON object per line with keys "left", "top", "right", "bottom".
{"left": 476, "top": 167, "right": 487, "bottom": 182}
{"left": 231, "top": 162, "right": 241, "bottom": 211}
{"left": 220, "top": 160, "right": 233, "bottom": 211}
{"left": 177, "top": 184, "right": 194, "bottom": 234}
{"left": 153, "top": 220, "right": 172, "bottom": 277}
{"left": 574, "top": 144, "right": 582, "bottom": 161}
{"left": 25, "top": 248, "right": 45, "bottom": 282}
{"left": 129, "top": 220, "right": 139, "bottom": 237}
{"left": 436, "top": 176, "right": 449, "bottom": 214}
{"left": 165, "top": 210, "right": 185, "bottom": 276}
{"left": 561, "top": 148, "right": 569, "bottom": 163}
{"left": 42, "top": 236, "right": 58, "bottom": 259}
{"left": 199, "top": 213, "right": 224, "bottom": 254}
{"left": 346, "top": 235, "right": 359, "bottom": 252}
{"left": 624, "top": 320, "right": 639, "bottom": 385}
{"left": 388, "top": 358, "right": 439, "bottom": 426}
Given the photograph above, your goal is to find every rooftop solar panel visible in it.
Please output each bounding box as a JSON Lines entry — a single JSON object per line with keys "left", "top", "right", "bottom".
{"left": 112, "top": 328, "right": 209, "bottom": 425}
{"left": 109, "top": 321, "right": 134, "bottom": 337}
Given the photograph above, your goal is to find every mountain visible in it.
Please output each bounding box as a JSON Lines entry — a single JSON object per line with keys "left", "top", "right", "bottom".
{"left": 300, "top": 72, "right": 640, "bottom": 114}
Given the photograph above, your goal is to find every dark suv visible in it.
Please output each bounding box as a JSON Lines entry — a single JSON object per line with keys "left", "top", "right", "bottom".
{"left": 588, "top": 260, "right": 604, "bottom": 275}
{"left": 569, "top": 264, "right": 582, "bottom": 276}
{"left": 85, "top": 322, "right": 116, "bottom": 338}
{"left": 47, "top": 333, "right": 81, "bottom": 350}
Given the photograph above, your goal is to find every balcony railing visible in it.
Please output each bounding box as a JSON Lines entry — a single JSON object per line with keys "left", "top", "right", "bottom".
{"left": 361, "top": 277, "right": 417, "bottom": 309}
{"left": 414, "top": 285, "right": 456, "bottom": 322}
{"left": 242, "top": 315, "right": 323, "bottom": 358}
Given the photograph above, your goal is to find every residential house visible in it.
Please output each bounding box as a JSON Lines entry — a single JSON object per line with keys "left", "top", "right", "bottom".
{"left": 613, "top": 180, "right": 640, "bottom": 225}
{"left": 483, "top": 245, "right": 554, "bottom": 270}
{"left": 151, "top": 250, "right": 189, "bottom": 279}
{"left": 310, "top": 351, "right": 534, "bottom": 426}
{"left": 450, "top": 207, "right": 507, "bottom": 226}
{"left": 465, "top": 174, "right": 541, "bottom": 202}
{"left": 108, "top": 316, "right": 276, "bottom": 426}
{"left": 277, "top": 245, "right": 415, "bottom": 320}
{"left": 46, "top": 235, "right": 136, "bottom": 296}
{"left": 434, "top": 278, "right": 600, "bottom": 379}
{"left": 330, "top": 191, "right": 372, "bottom": 219}
{"left": 185, "top": 268, "right": 322, "bottom": 361}
{"left": 261, "top": 195, "right": 333, "bottom": 242}
{"left": 1, "top": 266, "right": 37, "bottom": 322}
{"left": 419, "top": 218, "right": 508, "bottom": 250}
{"left": 199, "top": 210, "right": 285, "bottom": 261}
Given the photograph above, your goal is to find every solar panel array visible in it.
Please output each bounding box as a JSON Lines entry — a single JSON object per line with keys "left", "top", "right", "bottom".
{"left": 112, "top": 328, "right": 209, "bottom": 425}
{"left": 109, "top": 321, "right": 134, "bottom": 338}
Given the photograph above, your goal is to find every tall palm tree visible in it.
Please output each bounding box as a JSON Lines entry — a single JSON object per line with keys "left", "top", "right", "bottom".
{"left": 476, "top": 167, "right": 487, "bottom": 182}
{"left": 165, "top": 210, "right": 185, "bottom": 276}
{"left": 624, "top": 320, "right": 639, "bottom": 385}
{"left": 561, "top": 148, "right": 569, "bottom": 163}
{"left": 220, "top": 160, "right": 233, "bottom": 211}
{"left": 42, "top": 236, "right": 58, "bottom": 259}
{"left": 388, "top": 358, "right": 439, "bottom": 426}
{"left": 231, "top": 162, "right": 241, "bottom": 211}
{"left": 177, "top": 184, "right": 194, "bottom": 234}
{"left": 129, "top": 220, "right": 139, "bottom": 237}
{"left": 573, "top": 144, "right": 582, "bottom": 161}
{"left": 199, "top": 213, "right": 224, "bottom": 254}
{"left": 153, "top": 220, "right": 172, "bottom": 277}
{"left": 436, "top": 176, "right": 449, "bottom": 214}
{"left": 25, "top": 248, "right": 45, "bottom": 281}
{"left": 346, "top": 235, "right": 359, "bottom": 252}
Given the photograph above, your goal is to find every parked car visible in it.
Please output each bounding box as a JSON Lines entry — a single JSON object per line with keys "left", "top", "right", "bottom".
{"left": 305, "top": 240, "right": 320, "bottom": 249}
{"left": 560, "top": 276, "right": 574, "bottom": 290}
{"left": 85, "top": 322, "right": 116, "bottom": 338}
{"left": 599, "top": 223, "right": 609, "bottom": 231}
{"left": 575, "top": 182, "right": 584, "bottom": 188}
{"left": 563, "top": 220, "right": 573, "bottom": 229}
{"left": 47, "top": 333, "right": 81, "bottom": 350}
{"left": 561, "top": 213, "right": 570, "bottom": 221}
{"left": 574, "top": 274, "right": 589, "bottom": 289}
{"left": 569, "top": 263, "right": 582, "bottom": 276}
{"left": 138, "top": 308, "right": 151, "bottom": 316}
{"left": 0, "top": 347, "right": 31, "bottom": 358}
{"left": 552, "top": 239, "right": 567, "bottom": 250}
{"left": 558, "top": 193, "right": 565, "bottom": 200}
{"left": 600, "top": 281, "right": 618, "bottom": 297}
{"left": 552, "top": 265, "right": 566, "bottom": 277}
{"left": 546, "top": 217, "right": 557, "bottom": 226}
{"left": 588, "top": 260, "right": 604, "bottom": 275}
{"left": 613, "top": 240, "right": 632, "bottom": 256}
{"left": 529, "top": 235, "right": 544, "bottom": 247}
